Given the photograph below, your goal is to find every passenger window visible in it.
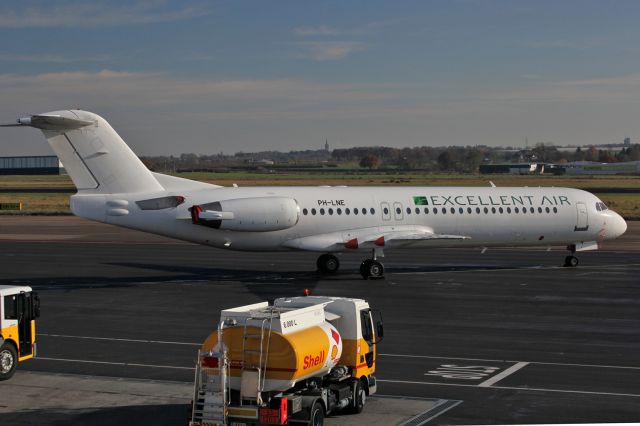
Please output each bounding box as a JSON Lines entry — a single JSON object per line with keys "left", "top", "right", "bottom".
{"left": 415, "top": 207, "right": 420, "bottom": 214}
{"left": 442, "top": 207, "right": 447, "bottom": 214}
{"left": 545, "top": 207, "right": 550, "bottom": 213}
{"left": 303, "top": 208, "right": 308, "bottom": 215}
{"left": 328, "top": 208, "right": 333, "bottom": 215}
{"left": 491, "top": 207, "right": 496, "bottom": 214}
{"left": 507, "top": 207, "right": 511, "bottom": 214}
{"left": 424, "top": 207, "right": 429, "bottom": 214}
{"left": 354, "top": 208, "right": 359, "bottom": 215}
{"left": 362, "top": 208, "right": 367, "bottom": 215}
{"left": 538, "top": 207, "right": 543, "bottom": 213}
{"left": 530, "top": 207, "right": 535, "bottom": 213}
{"left": 383, "top": 207, "right": 389, "bottom": 214}
{"left": 346, "top": 208, "right": 350, "bottom": 215}
{"left": 396, "top": 207, "right": 401, "bottom": 214}
{"left": 484, "top": 207, "right": 488, "bottom": 214}
{"left": 433, "top": 208, "right": 438, "bottom": 215}
{"left": 459, "top": 207, "right": 464, "bottom": 214}
{"left": 467, "top": 207, "right": 472, "bottom": 214}
{"left": 553, "top": 207, "right": 558, "bottom": 213}
{"left": 450, "top": 207, "right": 455, "bottom": 214}
{"left": 515, "top": 207, "right": 519, "bottom": 213}
{"left": 476, "top": 207, "right": 480, "bottom": 214}
{"left": 406, "top": 207, "right": 411, "bottom": 214}
{"left": 311, "top": 208, "right": 317, "bottom": 215}
{"left": 498, "top": 207, "right": 503, "bottom": 214}
{"left": 320, "top": 208, "right": 325, "bottom": 215}
{"left": 337, "top": 208, "right": 342, "bottom": 215}
{"left": 370, "top": 208, "right": 375, "bottom": 215}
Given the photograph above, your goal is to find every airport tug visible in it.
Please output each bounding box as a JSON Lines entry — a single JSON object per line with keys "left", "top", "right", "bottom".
{"left": 0, "top": 285, "right": 40, "bottom": 380}
{"left": 189, "top": 295, "right": 383, "bottom": 426}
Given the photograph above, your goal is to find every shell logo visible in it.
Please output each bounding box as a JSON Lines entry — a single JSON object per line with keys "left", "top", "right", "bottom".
{"left": 331, "top": 345, "right": 338, "bottom": 360}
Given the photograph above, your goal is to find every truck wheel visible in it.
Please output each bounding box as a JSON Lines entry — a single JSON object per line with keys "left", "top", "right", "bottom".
{"left": 350, "top": 380, "right": 366, "bottom": 414}
{"left": 309, "top": 401, "right": 324, "bottom": 426}
{"left": 0, "top": 343, "right": 17, "bottom": 381}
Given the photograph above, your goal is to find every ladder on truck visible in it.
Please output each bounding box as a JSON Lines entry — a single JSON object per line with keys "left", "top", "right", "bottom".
{"left": 190, "top": 325, "right": 230, "bottom": 425}
{"left": 240, "top": 311, "right": 275, "bottom": 405}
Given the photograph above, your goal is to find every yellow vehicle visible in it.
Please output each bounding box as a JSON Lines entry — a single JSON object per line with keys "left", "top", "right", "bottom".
{"left": 189, "top": 295, "right": 383, "bottom": 426}
{"left": 0, "top": 285, "right": 40, "bottom": 380}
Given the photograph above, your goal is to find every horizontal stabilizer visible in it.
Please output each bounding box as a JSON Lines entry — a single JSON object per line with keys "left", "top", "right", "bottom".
{"left": 1, "top": 115, "right": 95, "bottom": 130}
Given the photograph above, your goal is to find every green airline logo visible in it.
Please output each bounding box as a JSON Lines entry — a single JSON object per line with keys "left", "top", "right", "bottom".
{"left": 413, "top": 196, "right": 428, "bottom": 205}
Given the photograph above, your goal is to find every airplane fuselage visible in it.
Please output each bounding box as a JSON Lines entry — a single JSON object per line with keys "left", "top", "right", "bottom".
{"left": 70, "top": 185, "right": 625, "bottom": 252}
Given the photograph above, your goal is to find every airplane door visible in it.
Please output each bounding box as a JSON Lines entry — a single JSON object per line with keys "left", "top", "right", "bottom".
{"left": 575, "top": 202, "right": 589, "bottom": 231}
{"left": 380, "top": 202, "right": 391, "bottom": 221}
{"left": 393, "top": 202, "right": 403, "bottom": 221}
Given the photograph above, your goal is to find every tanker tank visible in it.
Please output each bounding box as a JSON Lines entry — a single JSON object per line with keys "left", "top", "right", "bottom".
{"left": 201, "top": 301, "right": 343, "bottom": 393}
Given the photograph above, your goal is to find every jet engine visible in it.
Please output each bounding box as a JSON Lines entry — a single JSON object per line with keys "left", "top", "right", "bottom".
{"left": 190, "top": 196, "right": 299, "bottom": 232}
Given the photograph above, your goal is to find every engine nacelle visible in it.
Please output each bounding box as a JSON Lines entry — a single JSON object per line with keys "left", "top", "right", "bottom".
{"left": 191, "top": 197, "right": 300, "bottom": 232}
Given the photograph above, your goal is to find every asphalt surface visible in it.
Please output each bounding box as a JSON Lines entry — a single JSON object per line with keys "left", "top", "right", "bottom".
{"left": 1, "top": 216, "right": 639, "bottom": 424}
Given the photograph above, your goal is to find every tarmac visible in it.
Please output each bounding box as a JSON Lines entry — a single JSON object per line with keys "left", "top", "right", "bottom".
{"left": 0, "top": 216, "right": 639, "bottom": 425}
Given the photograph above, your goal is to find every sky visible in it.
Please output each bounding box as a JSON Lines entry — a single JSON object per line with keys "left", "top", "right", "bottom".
{"left": 2, "top": 0, "right": 640, "bottom": 156}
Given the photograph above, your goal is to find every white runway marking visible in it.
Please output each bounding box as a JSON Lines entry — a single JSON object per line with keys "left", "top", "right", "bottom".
{"left": 379, "top": 353, "right": 640, "bottom": 371}
{"left": 40, "top": 334, "right": 640, "bottom": 371}
{"left": 477, "top": 362, "right": 529, "bottom": 387}
{"left": 37, "top": 356, "right": 194, "bottom": 370}
{"left": 39, "top": 333, "right": 201, "bottom": 346}
{"left": 377, "top": 379, "right": 640, "bottom": 398}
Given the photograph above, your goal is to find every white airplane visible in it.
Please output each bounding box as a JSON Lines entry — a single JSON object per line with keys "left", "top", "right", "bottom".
{"left": 2, "top": 110, "right": 627, "bottom": 279}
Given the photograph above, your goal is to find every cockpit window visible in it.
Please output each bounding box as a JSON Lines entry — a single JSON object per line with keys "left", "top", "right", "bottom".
{"left": 595, "top": 202, "right": 608, "bottom": 211}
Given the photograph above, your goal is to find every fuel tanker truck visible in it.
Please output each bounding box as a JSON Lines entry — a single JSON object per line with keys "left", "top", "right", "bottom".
{"left": 188, "top": 295, "right": 383, "bottom": 426}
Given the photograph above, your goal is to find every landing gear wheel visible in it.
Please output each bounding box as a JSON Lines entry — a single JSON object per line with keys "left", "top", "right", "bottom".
{"left": 309, "top": 400, "right": 325, "bottom": 426}
{"left": 0, "top": 343, "right": 17, "bottom": 381}
{"left": 360, "top": 260, "right": 384, "bottom": 279}
{"left": 349, "top": 379, "right": 366, "bottom": 414}
{"left": 317, "top": 254, "right": 340, "bottom": 274}
{"left": 564, "top": 255, "right": 579, "bottom": 267}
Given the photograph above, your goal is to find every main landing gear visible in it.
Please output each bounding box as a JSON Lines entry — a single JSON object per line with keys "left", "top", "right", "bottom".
{"left": 564, "top": 244, "right": 579, "bottom": 267}
{"left": 316, "top": 249, "right": 385, "bottom": 279}
{"left": 317, "top": 253, "right": 340, "bottom": 274}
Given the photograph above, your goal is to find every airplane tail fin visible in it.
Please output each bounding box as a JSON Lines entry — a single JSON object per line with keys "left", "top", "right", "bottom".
{"left": 3, "top": 110, "right": 163, "bottom": 194}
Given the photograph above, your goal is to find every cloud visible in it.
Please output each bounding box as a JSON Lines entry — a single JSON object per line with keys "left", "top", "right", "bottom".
{"left": 0, "top": 1, "right": 209, "bottom": 28}
{"left": 293, "top": 25, "right": 365, "bottom": 37}
{"left": 0, "top": 53, "right": 109, "bottom": 63}
{"left": 297, "top": 41, "right": 365, "bottom": 61}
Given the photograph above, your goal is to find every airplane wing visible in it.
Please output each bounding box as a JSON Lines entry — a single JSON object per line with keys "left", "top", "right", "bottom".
{"left": 282, "top": 225, "right": 470, "bottom": 252}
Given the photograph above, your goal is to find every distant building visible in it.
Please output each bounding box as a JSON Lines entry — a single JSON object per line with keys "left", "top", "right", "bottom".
{"left": 624, "top": 137, "right": 631, "bottom": 147}
{"left": 324, "top": 139, "right": 330, "bottom": 152}
{"left": 564, "top": 161, "right": 640, "bottom": 175}
{"left": 479, "top": 163, "right": 539, "bottom": 174}
{"left": 0, "top": 156, "right": 65, "bottom": 175}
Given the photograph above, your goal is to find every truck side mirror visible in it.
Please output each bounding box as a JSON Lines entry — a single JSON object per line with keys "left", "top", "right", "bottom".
{"left": 376, "top": 322, "right": 384, "bottom": 339}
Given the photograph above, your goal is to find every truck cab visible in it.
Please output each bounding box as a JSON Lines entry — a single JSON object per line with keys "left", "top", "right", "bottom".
{"left": 0, "top": 285, "right": 40, "bottom": 380}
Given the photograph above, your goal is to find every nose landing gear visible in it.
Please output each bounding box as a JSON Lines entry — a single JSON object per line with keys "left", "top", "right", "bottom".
{"left": 564, "top": 244, "right": 579, "bottom": 267}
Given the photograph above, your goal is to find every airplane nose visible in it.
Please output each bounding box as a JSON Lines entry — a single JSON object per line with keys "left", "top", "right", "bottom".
{"left": 609, "top": 212, "right": 627, "bottom": 239}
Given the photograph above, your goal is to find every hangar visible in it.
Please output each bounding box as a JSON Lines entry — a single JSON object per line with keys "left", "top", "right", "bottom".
{"left": 0, "top": 156, "right": 65, "bottom": 175}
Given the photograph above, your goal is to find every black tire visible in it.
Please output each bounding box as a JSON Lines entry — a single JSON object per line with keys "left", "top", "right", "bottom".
{"left": 360, "top": 260, "right": 372, "bottom": 279}
{"left": 309, "top": 401, "right": 324, "bottom": 426}
{"left": 368, "top": 261, "right": 384, "bottom": 279}
{"left": 349, "top": 379, "right": 366, "bottom": 414}
{"left": 317, "top": 254, "right": 340, "bottom": 274}
{"left": 0, "top": 342, "right": 18, "bottom": 381}
{"left": 564, "top": 255, "right": 579, "bottom": 267}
